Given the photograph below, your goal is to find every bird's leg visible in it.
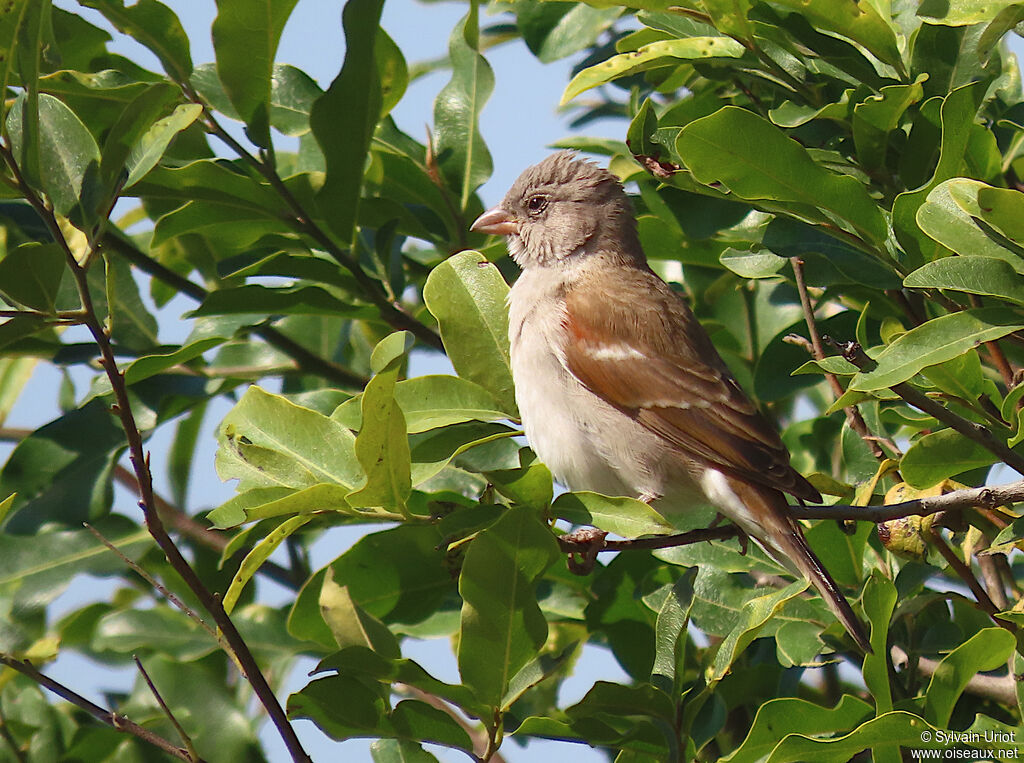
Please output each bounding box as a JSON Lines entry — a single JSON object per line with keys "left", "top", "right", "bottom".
{"left": 559, "top": 527, "right": 608, "bottom": 575}
{"left": 708, "top": 512, "right": 749, "bottom": 554}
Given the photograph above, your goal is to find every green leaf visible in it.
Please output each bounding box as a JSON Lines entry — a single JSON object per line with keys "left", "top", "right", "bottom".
{"left": 892, "top": 82, "right": 985, "bottom": 268}
{"left": 423, "top": 251, "right": 516, "bottom": 414}
{"left": 677, "top": 107, "right": 886, "bottom": 245}
{"left": 861, "top": 572, "right": 896, "bottom": 715}
{"left": 650, "top": 572, "right": 695, "bottom": 694}
{"left": 433, "top": 2, "right": 493, "bottom": 210}
{"left": 976, "top": 185, "right": 1024, "bottom": 244}
{"left": 551, "top": 491, "right": 675, "bottom": 538}
{"left": 900, "top": 429, "right": 997, "bottom": 489}
{"left": 915, "top": 179, "right": 1024, "bottom": 273}
{"left": 375, "top": 29, "right": 408, "bottom": 120}
{"left": 719, "top": 248, "right": 787, "bottom": 279}
{"left": 709, "top": 580, "right": 808, "bottom": 682}
{"left": 310, "top": 0, "right": 384, "bottom": 243}
{"left": 211, "top": 0, "right": 299, "bottom": 148}
{"left": 93, "top": 607, "right": 215, "bottom": 661}
{"left": 918, "top": 0, "right": 1024, "bottom": 25}
{"left": 904, "top": 256, "right": 1024, "bottom": 303}
{"left": 370, "top": 739, "right": 440, "bottom": 763}
{"left": 762, "top": 711, "right": 939, "bottom": 762}
{"left": 222, "top": 514, "right": 311, "bottom": 614}
{"left": 103, "top": 254, "right": 158, "bottom": 352}
{"left": 722, "top": 695, "right": 873, "bottom": 763}
{"left": 207, "top": 483, "right": 353, "bottom": 528}
{"left": 268, "top": 63, "right": 324, "bottom": 136}
{"left": 319, "top": 572, "right": 400, "bottom": 658}
{"left": 852, "top": 78, "right": 926, "bottom": 171}
{"left": 7, "top": 93, "right": 101, "bottom": 221}
{"left": 332, "top": 374, "right": 509, "bottom": 433}
{"left": 80, "top": 0, "right": 192, "bottom": 82}
{"left": 289, "top": 676, "right": 474, "bottom": 752}
{"left": 216, "top": 385, "right": 361, "bottom": 491}
{"left": 347, "top": 332, "right": 413, "bottom": 512}
{"left": 923, "top": 627, "right": 1015, "bottom": 727}
{"left": 770, "top": 0, "right": 901, "bottom": 66}
{"left": 0, "top": 400, "right": 125, "bottom": 530}
{"left": 0, "top": 242, "right": 65, "bottom": 312}
{"left": 516, "top": 2, "right": 621, "bottom": 63}
{"left": 98, "top": 82, "right": 179, "bottom": 189}
{"left": 124, "top": 103, "right": 203, "bottom": 188}
{"left": 458, "top": 506, "right": 559, "bottom": 708}
{"left": 562, "top": 37, "right": 745, "bottom": 104}
{"left": 850, "top": 308, "right": 1024, "bottom": 391}
{"left": 0, "top": 518, "right": 150, "bottom": 611}
{"left": 0, "top": 2, "right": 39, "bottom": 129}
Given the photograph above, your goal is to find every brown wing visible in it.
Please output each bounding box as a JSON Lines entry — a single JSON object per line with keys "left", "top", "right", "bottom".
{"left": 561, "top": 265, "right": 821, "bottom": 503}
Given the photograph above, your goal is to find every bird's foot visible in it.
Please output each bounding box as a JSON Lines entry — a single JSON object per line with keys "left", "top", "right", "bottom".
{"left": 560, "top": 527, "right": 608, "bottom": 575}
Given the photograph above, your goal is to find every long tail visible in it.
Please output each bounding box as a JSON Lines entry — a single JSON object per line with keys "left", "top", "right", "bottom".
{"left": 726, "top": 479, "right": 873, "bottom": 653}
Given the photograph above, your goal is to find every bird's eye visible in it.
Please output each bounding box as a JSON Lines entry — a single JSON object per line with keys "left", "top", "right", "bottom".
{"left": 526, "top": 195, "right": 548, "bottom": 214}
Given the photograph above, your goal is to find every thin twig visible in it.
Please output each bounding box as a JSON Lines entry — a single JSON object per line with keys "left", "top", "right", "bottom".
{"left": 397, "top": 683, "right": 505, "bottom": 763}
{"left": 925, "top": 526, "right": 1013, "bottom": 630}
{"left": 0, "top": 703, "right": 26, "bottom": 763}
{"left": 110, "top": 465, "right": 299, "bottom": 590}
{"left": 133, "top": 656, "right": 200, "bottom": 762}
{"left": 790, "top": 258, "right": 889, "bottom": 461}
{"left": 890, "top": 645, "right": 1017, "bottom": 706}
{"left": 0, "top": 141, "right": 312, "bottom": 763}
{"left": 84, "top": 523, "right": 219, "bottom": 642}
{"left": 789, "top": 479, "right": 1024, "bottom": 521}
{"left": 831, "top": 338, "right": 1024, "bottom": 477}
{"left": 103, "top": 235, "right": 369, "bottom": 390}
{"left": 184, "top": 95, "right": 442, "bottom": 351}
{"left": 0, "top": 655, "right": 203, "bottom": 762}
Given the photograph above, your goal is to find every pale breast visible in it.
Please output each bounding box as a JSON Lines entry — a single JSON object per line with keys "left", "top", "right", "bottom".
{"left": 508, "top": 269, "right": 685, "bottom": 502}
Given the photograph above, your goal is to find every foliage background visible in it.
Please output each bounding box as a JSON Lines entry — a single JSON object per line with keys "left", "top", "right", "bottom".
{"left": 2, "top": 1, "right": 1024, "bottom": 762}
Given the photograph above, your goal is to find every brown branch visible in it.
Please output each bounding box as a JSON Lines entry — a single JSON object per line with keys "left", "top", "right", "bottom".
{"left": 789, "top": 479, "right": 1024, "bottom": 522}
{"left": 0, "top": 142, "right": 312, "bottom": 763}
{"left": 790, "top": 258, "right": 890, "bottom": 461}
{"left": 890, "top": 645, "right": 1017, "bottom": 706}
{"left": 0, "top": 703, "right": 26, "bottom": 763}
{"left": 103, "top": 235, "right": 369, "bottom": 390}
{"left": 831, "top": 338, "right": 1024, "bottom": 477}
{"left": 0, "top": 655, "right": 203, "bottom": 762}
{"left": 134, "top": 656, "right": 200, "bottom": 762}
{"left": 85, "top": 522, "right": 219, "bottom": 642}
{"left": 925, "top": 526, "right": 1014, "bottom": 631}
{"left": 183, "top": 93, "right": 443, "bottom": 351}
{"left": 397, "top": 683, "right": 504, "bottom": 763}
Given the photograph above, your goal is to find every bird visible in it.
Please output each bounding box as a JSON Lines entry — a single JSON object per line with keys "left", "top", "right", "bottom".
{"left": 469, "top": 151, "right": 872, "bottom": 653}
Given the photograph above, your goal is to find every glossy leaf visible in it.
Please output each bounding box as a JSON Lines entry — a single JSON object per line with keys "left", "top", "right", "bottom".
{"left": 677, "top": 107, "right": 887, "bottom": 244}
{"left": 433, "top": 2, "right": 493, "bottom": 209}
{"left": 7, "top": 93, "right": 101, "bottom": 220}
{"left": 211, "top": 0, "right": 299, "bottom": 148}
{"left": 311, "top": 0, "right": 384, "bottom": 243}
{"left": 562, "top": 37, "right": 745, "bottom": 103}
{"left": 851, "top": 308, "right": 1024, "bottom": 391}
{"left": 458, "top": 506, "right": 559, "bottom": 708}
{"left": 551, "top": 491, "right": 675, "bottom": 537}
{"left": 0, "top": 242, "right": 65, "bottom": 312}
{"left": 80, "top": 0, "right": 192, "bottom": 81}
{"left": 517, "top": 2, "right": 621, "bottom": 63}
{"left": 923, "top": 627, "right": 1015, "bottom": 727}
{"left": 904, "top": 256, "right": 1024, "bottom": 303}
{"left": 899, "top": 429, "right": 997, "bottom": 488}
{"left": 423, "top": 251, "right": 516, "bottom": 414}
{"left": 771, "top": 0, "right": 901, "bottom": 66}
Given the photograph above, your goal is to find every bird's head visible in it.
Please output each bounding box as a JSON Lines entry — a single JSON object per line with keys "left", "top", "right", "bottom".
{"left": 470, "top": 151, "right": 641, "bottom": 269}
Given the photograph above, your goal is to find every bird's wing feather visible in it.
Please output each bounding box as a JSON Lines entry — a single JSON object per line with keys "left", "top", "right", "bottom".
{"left": 561, "top": 266, "right": 821, "bottom": 503}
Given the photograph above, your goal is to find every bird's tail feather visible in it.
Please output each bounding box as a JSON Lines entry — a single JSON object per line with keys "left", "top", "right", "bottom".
{"left": 728, "top": 481, "right": 873, "bottom": 654}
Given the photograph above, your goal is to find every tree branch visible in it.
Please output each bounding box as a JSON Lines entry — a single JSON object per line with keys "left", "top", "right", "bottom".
{"left": 103, "top": 234, "right": 369, "bottom": 390}
{"left": 0, "top": 655, "right": 204, "bottom": 762}
{"left": 0, "top": 141, "right": 313, "bottom": 763}
{"left": 790, "top": 258, "right": 893, "bottom": 461}
{"left": 829, "top": 338, "right": 1024, "bottom": 477}
{"left": 891, "top": 645, "right": 1018, "bottom": 706}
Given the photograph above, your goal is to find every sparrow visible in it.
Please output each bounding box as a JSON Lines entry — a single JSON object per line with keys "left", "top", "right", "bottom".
{"left": 470, "top": 151, "right": 871, "bottom": 653}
